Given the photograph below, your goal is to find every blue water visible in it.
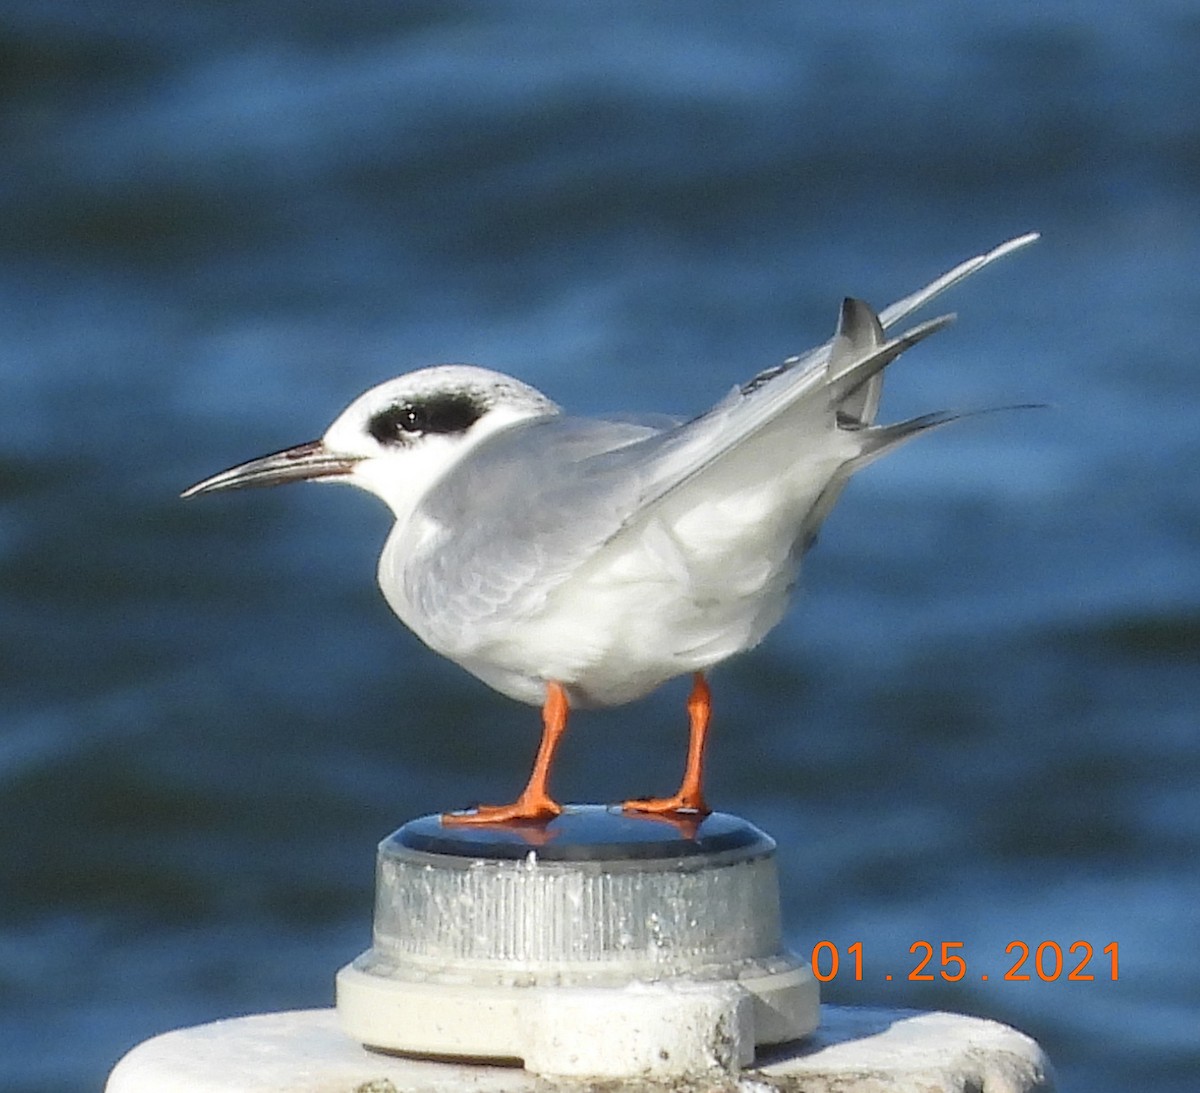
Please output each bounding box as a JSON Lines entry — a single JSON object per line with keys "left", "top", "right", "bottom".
{"left": 2, "top": 2, "right": 1197, "bottom": 1089}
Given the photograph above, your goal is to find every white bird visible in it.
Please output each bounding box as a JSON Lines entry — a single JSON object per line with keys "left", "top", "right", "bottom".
{"left": 183, "top": 233, "right": 1037, "bottom": 825}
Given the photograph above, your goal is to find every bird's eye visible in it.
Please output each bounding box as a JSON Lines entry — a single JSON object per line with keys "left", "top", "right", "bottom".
{"left": 400, "top": 406, "right": 427, "bottom": 432}
{"left": 367, "top": 394, "right": 483, "bottom": 445}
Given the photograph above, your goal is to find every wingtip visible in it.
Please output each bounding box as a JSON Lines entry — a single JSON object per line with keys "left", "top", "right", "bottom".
{"left": 989, "top": 231, "right": 1040, "bottom": 260}
{"left": 877, "top": 231, "right": 1040, "bottom": 331}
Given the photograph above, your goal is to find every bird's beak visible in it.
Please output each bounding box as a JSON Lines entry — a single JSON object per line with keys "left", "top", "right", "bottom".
{"left": 181, "top": 440, "right": 362, "bottom": 499}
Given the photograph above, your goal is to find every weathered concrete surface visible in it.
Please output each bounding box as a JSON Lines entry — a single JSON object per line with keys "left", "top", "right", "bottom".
{"left": 106, "top": 1005, "right": 1054, "bottom": 1092}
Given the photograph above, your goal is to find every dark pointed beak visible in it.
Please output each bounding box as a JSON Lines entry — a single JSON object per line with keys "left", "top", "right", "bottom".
{"left": 181, "top": 440, "right": 361, "bottom": 499}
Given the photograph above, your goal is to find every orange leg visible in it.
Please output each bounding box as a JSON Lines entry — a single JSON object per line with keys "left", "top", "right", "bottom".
{"left": 442, "top": 682, "right": 568, "bottom": 825}
{"left": 624, "top": 672, "right": 713, "bottom": 817}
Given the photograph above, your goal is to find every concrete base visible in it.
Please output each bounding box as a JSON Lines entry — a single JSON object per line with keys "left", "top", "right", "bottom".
{"left": 105, "top": 1005, "right": 1054, "bottom": 1092}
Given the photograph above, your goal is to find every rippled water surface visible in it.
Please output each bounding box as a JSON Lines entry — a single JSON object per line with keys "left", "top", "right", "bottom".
{"left": 2, "top": 3, "right": 1198, "bottom": 1090}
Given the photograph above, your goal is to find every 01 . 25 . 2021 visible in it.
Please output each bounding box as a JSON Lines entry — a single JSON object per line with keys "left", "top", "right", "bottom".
{"left": 810, "top": 940, "right": 1119, "bottom": 983}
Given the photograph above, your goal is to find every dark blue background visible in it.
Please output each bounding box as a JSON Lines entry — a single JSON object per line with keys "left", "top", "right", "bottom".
{"left": 2, "top": 3, "right": 1197, "bottom": 1090}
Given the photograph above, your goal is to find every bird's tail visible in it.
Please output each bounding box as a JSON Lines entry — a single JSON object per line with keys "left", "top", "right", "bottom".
{"left": 829, "top": 230, "right": 1041, "bottom": 459}
{"left": 635, "top": 234, "right": 1039, "bottom": 522}
{"left": 795, "top": 282, "right": 1038, "bottom": 551}
{"left": 856, "top": 403, "right": 1045, "bottom": 467}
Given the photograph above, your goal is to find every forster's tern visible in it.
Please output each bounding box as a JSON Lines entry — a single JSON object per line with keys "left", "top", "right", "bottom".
{"left": 184, "top": 233, "right": 1037, "bottom": 824}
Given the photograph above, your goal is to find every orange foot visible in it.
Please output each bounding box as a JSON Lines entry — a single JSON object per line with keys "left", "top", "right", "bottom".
{"left": 623, "top": 792, "right": 711, "bottom": 818}
{"left": 442, "top": 793, "right": 562, "bottom": 826}
{"left": 443, "top": 682, "right": 570, "bottom": 827}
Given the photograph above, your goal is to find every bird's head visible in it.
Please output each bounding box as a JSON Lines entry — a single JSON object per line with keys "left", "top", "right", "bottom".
{"left": 182, "top": 365, "right": 560, "bottom": 517}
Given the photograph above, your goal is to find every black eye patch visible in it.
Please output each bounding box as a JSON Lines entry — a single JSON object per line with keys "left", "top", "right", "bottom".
{"left": 368, "top": 393, "right": 484, "bottom": 445}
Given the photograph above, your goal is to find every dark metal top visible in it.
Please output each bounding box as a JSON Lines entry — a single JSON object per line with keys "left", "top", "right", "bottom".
{"left": 390, "top": 805, "right": 773, "bottom": 862}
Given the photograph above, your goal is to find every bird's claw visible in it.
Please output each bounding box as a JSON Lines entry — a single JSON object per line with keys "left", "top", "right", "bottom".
{"left": 441, "top": 796, "right": 562, "bottom": 826}
{"left": 622, "top": 794, "right": 711, "bottom": 818}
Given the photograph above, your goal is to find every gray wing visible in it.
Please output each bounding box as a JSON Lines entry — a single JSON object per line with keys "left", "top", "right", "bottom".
{"left": 400, "top": 415, "right": 678, "bottom": 641}
{"left": 403, "top": 234, "right": 1037, "bottom": 638}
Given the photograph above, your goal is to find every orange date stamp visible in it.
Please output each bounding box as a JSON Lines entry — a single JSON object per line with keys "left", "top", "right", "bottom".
{"left": 809, "top": 940, "right": 1119, "bottom": 983}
